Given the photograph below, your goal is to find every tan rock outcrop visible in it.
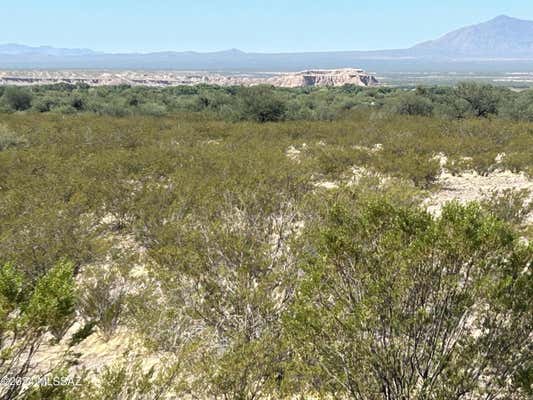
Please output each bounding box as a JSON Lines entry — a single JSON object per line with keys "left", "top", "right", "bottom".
{"left": 0, "top": 69, "right": 378, "bottom": 87}
{"left": 268, "top": 68, "right": 378, "bottom": 87}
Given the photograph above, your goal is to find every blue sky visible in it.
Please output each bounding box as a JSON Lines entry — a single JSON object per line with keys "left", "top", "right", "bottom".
{"left": 3, "top": 0, "right": 533, "bottom": 53}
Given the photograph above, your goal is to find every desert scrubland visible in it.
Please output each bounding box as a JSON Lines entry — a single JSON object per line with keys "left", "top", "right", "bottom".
{"left": 0, "top": 83, "right": 531, "bottom": 399}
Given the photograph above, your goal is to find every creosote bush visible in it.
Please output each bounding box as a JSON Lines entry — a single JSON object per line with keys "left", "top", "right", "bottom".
{"left": 78, "top": 265, "right": 127, "bottom": 341}
{"left": 0, "top": 96, "right": 531, "bottom": 399}
{"left": 0, "top": 260, "right": 77, "bottom": 400}
{"left": 289, "top": 196, "right": 532, "bottom": 400}
{"left": 481, "top": 188, "right": 533, "bottom": 227}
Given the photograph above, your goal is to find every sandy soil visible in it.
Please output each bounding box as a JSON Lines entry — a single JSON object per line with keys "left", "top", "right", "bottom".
{"left": 425, "top": 169, "right": 533, "bottom": 223}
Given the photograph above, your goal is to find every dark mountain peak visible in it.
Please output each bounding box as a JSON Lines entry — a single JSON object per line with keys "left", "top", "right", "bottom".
{"left": 491, "top": 14, "right": 515, "bottom": 22}
{"left": 411, "top": 15, "right": 533, "bottom": 57}
{"left": 486, "top": 15, "right": 529, "bottom": 26}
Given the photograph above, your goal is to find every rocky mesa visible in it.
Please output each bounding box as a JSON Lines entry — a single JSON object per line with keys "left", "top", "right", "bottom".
{"left": 268, "top": 69, "right": 379, "bottom": 87}
{"left": 0, "top": 68, "right": 378, "bottom": 88}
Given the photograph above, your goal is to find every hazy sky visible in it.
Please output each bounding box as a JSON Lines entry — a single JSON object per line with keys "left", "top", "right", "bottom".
{"left": 3, "top": 0, "right": 533, "bottom": 53}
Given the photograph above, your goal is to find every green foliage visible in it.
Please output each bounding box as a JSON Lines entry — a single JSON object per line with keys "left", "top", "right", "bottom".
{"left": 0, "top": 123, "right": 26, "bottom": 151}
{"left": 455, "top": 82, "right": 502, "bottom": 117}
{"left": 0, "top": 263, "right": 24, "bottom": 312}
{"left": 26, "top": 260, "right": 77, "bottom": 340}
{"left": 481, "top": 189, "right": 533, "bottom": 227}
{"left": 130, "top": 147, "right": 306, "bottom": 399}
{"left": 289, "top": 197, "right": 531, "bottom": 399}
{"left": 136, "top": 101, "right": 167, "bottom": 116}
{"left": 78, "top": 266, "right": 127, "bottom": 341}
{"left": 23, "top": 368, "right": 82, "bottom": 400}
{"left": 376, "top": 149, "right": 440, "bottom": 188}
{"left": 0, "top": 260, "right": 77, "bottom": 399}
{"left": 33, "top": 96, "right": 58, "bottom": 112}
{"left": 499, "top": 90, "right": 533, "bottom": 121}
{"left": 71, "top": 355, "right": 189, "bottom": 400}
{"left": 2, "top": 87, "right": 33, "bottom": 111}
{"left": 0, "top": 81, "right": 530, "bottom": 123}
{"left": 238, "top": 85, "right": 287, "bottom": 122}
{"left": 96, "top": 98, "right": 133, "bottom": 117}
{"left": 385, "top": 92, "right": 434, "bottom": 116}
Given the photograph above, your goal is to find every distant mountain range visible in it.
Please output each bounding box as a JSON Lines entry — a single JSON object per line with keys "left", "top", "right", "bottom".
{"left": 411, "top": 15, "right": 533, "bottom": 57}
{"left": 1, "top": 15, "right": 533, "bottom": 72}
{"left": 0, "top": 43, "right": 98, "bottom": 57}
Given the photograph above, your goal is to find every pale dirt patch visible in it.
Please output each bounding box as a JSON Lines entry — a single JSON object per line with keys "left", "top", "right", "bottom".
{"left": 203, "top": 139, "right": 223, "bottom": 145}
{"left": 285, "top": 145, "right": 302, "bottom": 162}
{"left": 285, "top": 143, "right": 308, "bottom": 163}
{"left": 424, "top": 169, "right": 533, "bottom": 223}
{"left": 33, "top": 325, "right": 161, "bottom": 378}
{"left": 352, "top": 143, "right": 383, "bottom": 154}
{"left": 432, "top": 152, "right": 448, "bottom": 168}
{"left": 313, "top": 165, "right": 393, "bottom": 190}
{"left": 314, "top": 180, "right": 340, "bottom": 189}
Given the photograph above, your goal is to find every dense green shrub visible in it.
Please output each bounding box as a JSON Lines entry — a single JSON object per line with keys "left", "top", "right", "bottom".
{"left": 455, "top": 82, "right": 503, "bottom": 117}
{"left": 481, "top": 189, "right": 533, "bottom": 227}
{"left": 237, "top": 85, "right": 287, "bottom": 122}
{"left": 27, "top": 260, "right": 77, "bottom": 340}
{"left": 289, "top": 197, "right": 532, "bottom": 399}
{"left": 0, "top": 123, "right": 26, "bottom": 151}
{"left": 78, "top": 265, "right": 127, "bottom": 341}
{"left": 0, "top": 261, "right": 77, "bottom": 399}
{"left": 136, "top": 101, "right": 167, "bottom": 116}
{"left": 69, "top": 356, "right": 189, "bottom": 400}
{"left": 385, "top": 92, "right": 434, "bottom": 116}
{"left": 2, "top": 86, "right": 33, "bottom": 111}
{"left": 33, "top": 95, "right": 59, "bottom": 112}
{"left": 0, "top": 81, "right": 531, "bottom": 123}
{"left": 499, "top": 90, "right": 533, "bottom": 121}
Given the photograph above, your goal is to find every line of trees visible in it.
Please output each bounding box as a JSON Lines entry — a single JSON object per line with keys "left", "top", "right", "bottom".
{"left": 2, "top": 82, "right": 533, "bottom": 122}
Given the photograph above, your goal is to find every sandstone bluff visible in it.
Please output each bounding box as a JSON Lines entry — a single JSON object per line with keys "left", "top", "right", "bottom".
{"left": 0, "top": 68, "right": 378, "bottom": 87}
